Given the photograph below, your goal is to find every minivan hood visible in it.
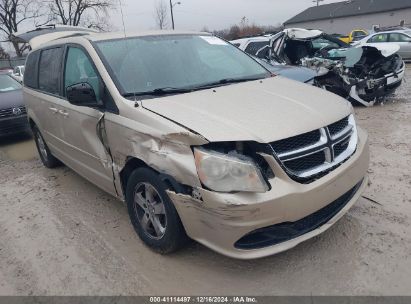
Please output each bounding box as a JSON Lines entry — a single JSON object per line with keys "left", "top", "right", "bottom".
{"left": 142, "top": 77, "right": 352, "bottom": 143}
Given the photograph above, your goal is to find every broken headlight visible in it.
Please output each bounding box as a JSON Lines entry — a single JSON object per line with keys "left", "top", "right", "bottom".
{"left": 193, "top": 147, "right": 269, "bottom": 193}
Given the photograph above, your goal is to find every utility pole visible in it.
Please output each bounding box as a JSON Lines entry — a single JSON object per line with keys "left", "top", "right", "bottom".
{"left": 312, "top": 0, "right": 324, "bottom": 6}
{"left": 169, "top": 0, "right": 181, "bottom": 30}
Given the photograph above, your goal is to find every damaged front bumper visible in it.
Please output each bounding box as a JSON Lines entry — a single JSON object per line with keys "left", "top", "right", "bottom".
{"left": 348, "top": 61, "right": 405, "bottom": 107}
{"left": 168, "top": 128, "right": 369, "bottom": 259}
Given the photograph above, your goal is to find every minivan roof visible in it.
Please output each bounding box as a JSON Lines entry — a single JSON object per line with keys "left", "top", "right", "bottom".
{"left": 87, "top": 30, "right": 210, "bottom": 42}
{"left": 16, "top": 26, "right": 210, "bottom": 49}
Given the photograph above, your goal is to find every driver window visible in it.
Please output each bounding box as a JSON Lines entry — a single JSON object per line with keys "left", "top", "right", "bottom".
{"left": 64, "top": 47, "right": 100, "bottom": 101}
{"left": 368, "top": 34, "right": 388, "bottom": 43}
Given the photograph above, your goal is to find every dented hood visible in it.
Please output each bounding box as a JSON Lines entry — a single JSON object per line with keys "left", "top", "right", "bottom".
{"left": 284, "top": 28, "right": 323, "bottom": 39}
{"left": 142, "top": 77, "right": 351, "bottom": 143}
{"left": 359, "top": 43, "right": 400, "bottom": 57}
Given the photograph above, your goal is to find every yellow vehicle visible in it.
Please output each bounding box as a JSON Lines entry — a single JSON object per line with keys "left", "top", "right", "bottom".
{"left": 338, "top": 29, "right": 368, "bottom": 44}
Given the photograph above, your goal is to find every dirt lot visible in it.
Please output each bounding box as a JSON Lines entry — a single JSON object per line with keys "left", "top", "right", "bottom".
{"left": 1, "top": 67, "right": 410, "bottom": 296}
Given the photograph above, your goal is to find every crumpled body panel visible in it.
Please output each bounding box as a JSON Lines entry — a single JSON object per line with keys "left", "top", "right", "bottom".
{"left": 103, "top": 110, "right": 208, "bottom": 199}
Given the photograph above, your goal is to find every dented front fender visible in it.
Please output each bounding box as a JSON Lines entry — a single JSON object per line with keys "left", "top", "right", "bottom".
{"left": 103, "top": 109, "right": 208, "bottom": 199}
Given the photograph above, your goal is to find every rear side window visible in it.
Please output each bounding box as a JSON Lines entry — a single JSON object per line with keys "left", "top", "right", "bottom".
{"left": 353, "top": 31, "right": 366, "bottom": 38}
{"left": 389, "top": 33, "right": 411, "bottom": 42}
{"left": 24, "top": 51, "right": 40, "bottom": 89}
{"left": 38, "top": 47, "right": 64, "bottom": 95}
{"left": 244, "top": 41, "right": 269, "bottom": 56}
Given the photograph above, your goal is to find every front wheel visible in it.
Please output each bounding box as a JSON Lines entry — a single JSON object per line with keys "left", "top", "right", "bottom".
{"left": 126, "top": 167, "right": 189, "bottom": 254}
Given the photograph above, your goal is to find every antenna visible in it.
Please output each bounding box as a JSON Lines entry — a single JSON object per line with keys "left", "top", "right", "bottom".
{"left": 312, "top": 0, "right": 324, "bottom": 6}
{"left": 118, "top": 0, "right": 127, "bottom": 37}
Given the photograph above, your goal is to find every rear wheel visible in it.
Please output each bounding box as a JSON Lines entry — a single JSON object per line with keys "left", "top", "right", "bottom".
{"left": 126, "top": 167, "right": 189, "bottom": 253}
{"left": 32, "top": 126, "right": 61, "bottom": 168}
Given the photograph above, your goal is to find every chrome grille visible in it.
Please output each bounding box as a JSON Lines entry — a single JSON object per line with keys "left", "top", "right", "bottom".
{"left": 270, "top": 115, "right": 357, "bottom": 181}
{"left": 328, "top": 117, "right": 349, "bottom": 137}
{"left": 270, "top": 130, "right": 321, "bottom": 154}
{"left": 0, "top": 106, "right": 27, "bottom": 118}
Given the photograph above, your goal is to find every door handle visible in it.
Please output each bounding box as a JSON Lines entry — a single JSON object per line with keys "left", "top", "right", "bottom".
{"left": 49, "top": 107, "right": 58, "bottom": 114}
{"left": 58, "top": 110, "right": 69, "bottom": 117}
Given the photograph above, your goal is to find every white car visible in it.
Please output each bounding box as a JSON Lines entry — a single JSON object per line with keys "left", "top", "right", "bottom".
{"left": 11, "top": 65, "right": 25, "bottom": 83}
{"left": 230, "top": 36, "right": 270, "bottom": 56}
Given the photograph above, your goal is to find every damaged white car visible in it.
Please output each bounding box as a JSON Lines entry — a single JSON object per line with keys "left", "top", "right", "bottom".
{"left": 258, "top": 28, "right": 405, "bottom": 107}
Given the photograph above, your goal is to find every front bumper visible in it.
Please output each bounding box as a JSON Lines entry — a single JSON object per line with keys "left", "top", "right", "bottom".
{"left": 349, "top": 62, "right": 405, "bottom": 107}
{"left": 0, "top": 115, "right": 30, "bottom": 136}
{"left": 169, "top": 127, "right": 369, "bottom": 259}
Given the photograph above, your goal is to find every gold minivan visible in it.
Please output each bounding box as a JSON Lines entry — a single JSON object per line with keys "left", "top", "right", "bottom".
{"left": 23, "top": 30, "right": 369, "bottom": 259}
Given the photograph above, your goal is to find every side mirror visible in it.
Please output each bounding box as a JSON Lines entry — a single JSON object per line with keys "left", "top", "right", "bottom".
{"left": 66, "top": 82, "right": 103, "bottom": 108}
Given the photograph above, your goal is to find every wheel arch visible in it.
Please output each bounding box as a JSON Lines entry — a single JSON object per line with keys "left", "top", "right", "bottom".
{"left": 119, "top": 157, "right": 187, "bottom": 198}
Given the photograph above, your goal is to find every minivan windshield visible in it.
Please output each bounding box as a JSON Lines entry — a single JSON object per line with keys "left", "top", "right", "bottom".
{"left": 0, "top": 74, "right": 22, "bottom": 92}
{"left": 95, "top": 34, "right": 270, "bottom": 97}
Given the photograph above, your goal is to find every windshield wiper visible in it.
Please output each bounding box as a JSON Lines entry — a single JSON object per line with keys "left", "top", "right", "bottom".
{"left": 122, "top": 77, "right": 266, "bottom": 98}
{"left": 123, "top": 87, "right": 193, "bottom": 98}
{"left": 194, "top": 77, "right": 265, "bottom": 89}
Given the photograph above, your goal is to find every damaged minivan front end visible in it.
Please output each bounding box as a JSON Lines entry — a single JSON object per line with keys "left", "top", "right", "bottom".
{"left": 140, "top": 76, "right": 369, "bottom": 259}
{"left": 264, "top": 28, "right": 405, "bottom": 107}
{"left": 165, "top": 132, "right": 368, "bottom": 259}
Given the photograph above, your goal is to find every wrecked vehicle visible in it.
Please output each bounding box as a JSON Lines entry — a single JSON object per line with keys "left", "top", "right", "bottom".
{"left": 259, "top": 28, "right": 405, "bottom": 107}
{"left": 23, "top": 29, "right": 369, "bottom": 259}
{"left": 231, "top": 36, "right": 319, "bottom": 85}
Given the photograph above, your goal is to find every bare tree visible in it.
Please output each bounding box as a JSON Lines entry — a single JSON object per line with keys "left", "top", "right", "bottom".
{"left": 48, "top": 0, "right": 114, "bottom": 30}
{"left": 0, "top": 0, "right": 45, "bottom": 57}
{"left": 154, "top": 0, "right": 168, "bottom": 30}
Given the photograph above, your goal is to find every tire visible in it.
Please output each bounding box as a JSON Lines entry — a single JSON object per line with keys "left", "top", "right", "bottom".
{"left": 32, "top": 126, "right": 61, "bottom": 168}
{"left": 126, "top": 167, "right": 189, "bottom": 254}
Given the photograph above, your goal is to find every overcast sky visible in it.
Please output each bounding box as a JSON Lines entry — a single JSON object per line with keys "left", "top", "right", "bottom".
{"left": 1, "top": 0, "right": 344, "bottom": 53}
{"left": 114, "top": 0, "right": 342, "bottom": 31}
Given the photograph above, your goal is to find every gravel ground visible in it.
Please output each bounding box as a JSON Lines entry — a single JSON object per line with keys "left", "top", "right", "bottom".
{"left": 0, "top": 67, "right": 410, "bottom": 296}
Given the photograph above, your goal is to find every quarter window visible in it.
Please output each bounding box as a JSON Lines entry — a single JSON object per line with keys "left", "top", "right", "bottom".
{"left": 64, "top": 47, "right": 100, "bottom": 101}
{"left": 38, "top": 47, "right": 64, "bottom": 95}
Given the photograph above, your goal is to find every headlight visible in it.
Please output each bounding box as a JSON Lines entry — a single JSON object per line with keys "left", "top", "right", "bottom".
{"left": 194, "top": 147, "right": 269, "bottom": 193}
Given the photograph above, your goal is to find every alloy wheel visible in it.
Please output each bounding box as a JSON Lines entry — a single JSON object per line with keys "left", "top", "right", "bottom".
{"left": 36, "top": 132, "right": 48, "bottom": 160}
{"left": 133, "top": 182, "right": 167, "bottom": 239}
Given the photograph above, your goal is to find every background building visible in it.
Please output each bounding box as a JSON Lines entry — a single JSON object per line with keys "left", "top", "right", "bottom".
{"left": 284, "top": 0, "right": 411, "bottom": 34}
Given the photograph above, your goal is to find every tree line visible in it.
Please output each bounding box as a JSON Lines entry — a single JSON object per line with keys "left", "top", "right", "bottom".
{"left": 210, "top": 17, "right": 283, "bottom": 40}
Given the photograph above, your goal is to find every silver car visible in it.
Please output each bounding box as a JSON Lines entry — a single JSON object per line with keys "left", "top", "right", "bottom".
{"left": 356, "top": 30, "right": 411, "bottom": 60}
